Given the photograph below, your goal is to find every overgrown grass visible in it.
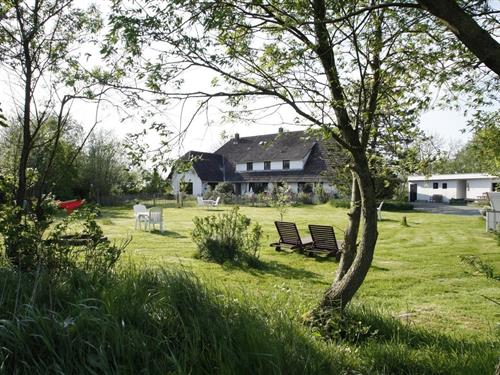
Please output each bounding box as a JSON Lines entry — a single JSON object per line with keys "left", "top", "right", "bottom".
{"left": 0, "top": 265, "right": 344, "bottom": 374}
{"left": 1, "top": 202, "right": 498, "bottom": 373}
{"left": 0, "top": 264, "right": 496, "bottom": 374}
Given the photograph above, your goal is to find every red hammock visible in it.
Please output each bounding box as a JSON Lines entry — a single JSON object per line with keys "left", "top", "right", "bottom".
{"left": 58, "top": 199, "right": 85, "bottom": 214}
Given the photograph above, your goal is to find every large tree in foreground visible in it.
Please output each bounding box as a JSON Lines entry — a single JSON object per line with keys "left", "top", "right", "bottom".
{"left": 109, "top": 0, "right": 466, "bottom": 310}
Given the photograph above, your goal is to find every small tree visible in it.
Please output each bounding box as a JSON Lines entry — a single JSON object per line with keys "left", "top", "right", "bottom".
{"left": 270, "top": 183, "right": 292, "bottom": 221}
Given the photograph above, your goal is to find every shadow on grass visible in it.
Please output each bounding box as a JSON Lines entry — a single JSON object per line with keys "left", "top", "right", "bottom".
{"left": 378, "top": 218, "right": 399, "bottom": 223}
{"left": 316, "top": 305, "right": 499, "bottom": 374}
{"left": 223, "top": 259, "right": 326, "bottom": 283}
{"left": 149, "top": 229, "right": 187, "bottom": 239}
{"left": 370, "top": 265, "right": 390, "bottom": 271}
{"left": 100, "top": 208, "right": 134, "bottom": 219}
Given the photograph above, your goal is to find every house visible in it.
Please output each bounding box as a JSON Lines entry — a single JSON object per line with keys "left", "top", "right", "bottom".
{"left": 170, "top": 129, "right": 336, "bottom": 196}
{"left": 407, "top": 173, "right": 499, "bottom": 203}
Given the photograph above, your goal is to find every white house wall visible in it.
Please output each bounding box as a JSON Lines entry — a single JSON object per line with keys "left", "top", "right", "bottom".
{"left": 236, "top": 159, "right": 304, "bottom": 171}
{"left": 171, "top": 170, "right": 203, "bottom": 196}
{"left": 408, "top": 177, "right": 496, "bottom": 202}
{"left": 410, "top": 180, "right": 458, "bottom": 202}
{"left": 466, "top": 179, "right": 494, "bottom": 199}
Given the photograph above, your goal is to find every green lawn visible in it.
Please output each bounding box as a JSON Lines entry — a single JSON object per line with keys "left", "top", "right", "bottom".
{"left": 99, "top": 202, "right": 500, "bottom": 340}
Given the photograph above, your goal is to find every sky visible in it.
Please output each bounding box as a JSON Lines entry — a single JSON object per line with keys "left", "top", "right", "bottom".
{"left": 0, "top": 0, "right": 477, "bottom": 161}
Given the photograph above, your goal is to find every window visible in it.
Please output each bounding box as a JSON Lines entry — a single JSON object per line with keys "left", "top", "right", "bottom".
{"left": 442, "top": 182, "right": 447, "bottom": 189}
{"left": 249, "top": 182, "right": 267, "bottom": 194}
{"left": 283, "top": 160, "right": 290, "bottom": 170}
{"left": 264, "top": 161, "right": 271, "bottom": 170}
{"left": 183, "top": 182, "right": 193, "bottom": 195}
{"left": 246, "top": 162, "right": 253, "bottom": 171}
{"left": 433, "top": 182, "right": 439, "bottom": 189}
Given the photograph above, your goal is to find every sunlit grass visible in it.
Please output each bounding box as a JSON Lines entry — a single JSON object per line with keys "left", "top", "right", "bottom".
{"left": 99, "top": 202, "right": 500, "bottom": 339}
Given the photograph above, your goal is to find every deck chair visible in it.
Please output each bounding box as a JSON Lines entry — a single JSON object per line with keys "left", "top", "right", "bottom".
{"left": 133, "top": 204, "right": 149, "bottom": 229}
{"left": 377, "top": 201, "right": 384, "bottom": 221}
{"left": 270, "top": 221, "right": 312, "bottom": 252}
{"left": 307, "top": 224, "right": 342, "bottom": 259}
{"left": 145, "top": 207, "right": 164, "bottom": 233}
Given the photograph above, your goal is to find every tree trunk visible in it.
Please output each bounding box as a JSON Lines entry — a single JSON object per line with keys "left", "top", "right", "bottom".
{"left": 335, "top": 173, "right": 361, "bottom": 283}
{"left": 16, "top": 69, "right": 32, "bottom": 207}
{"left": 317, "top": 154, "right": 378, "bottom": 311}
{"left": 417, "top": 0, "right": 500, "bottom": 77}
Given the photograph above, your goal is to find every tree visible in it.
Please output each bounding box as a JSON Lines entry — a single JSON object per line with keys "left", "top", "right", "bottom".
{"left": 0, "top": 116, "right": 81, "bottom": 200}
{"left": 78, "top": 130, "right": 130, "bottom": 203}
{"left": 270, "top": 183, "right": 292, "bottom": 221}
{"left": 416, "top": 0, "right": 500, "bottom": 77}
{"left": 110, "top": 0, "right": 452, "bottom": 310}
{"left": 0, "top": 0, "right": 106, "bottom": 209}
{"left": 432, "top": 113, "right": 500, "bottom": 176}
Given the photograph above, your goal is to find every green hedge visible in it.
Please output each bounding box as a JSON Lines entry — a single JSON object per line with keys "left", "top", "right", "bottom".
{"left": 330, "top": 199, "right": 413, "bottom": 211}
{"left": 382, "top": 200, "right": 414, "bottom": 211}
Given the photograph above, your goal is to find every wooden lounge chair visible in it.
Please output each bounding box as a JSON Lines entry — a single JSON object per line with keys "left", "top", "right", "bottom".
{"left": 307, "top": 224, "right": 342, "bottom": 259}
{"left": 270, "top": 221, "right": 312, "bottom": 252}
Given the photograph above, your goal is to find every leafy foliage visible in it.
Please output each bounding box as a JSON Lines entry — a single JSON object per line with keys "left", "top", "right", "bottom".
{"left": 0, "top": 177, "right": 127, "bottom": 275}
{"left": 459, "top": 255, "right": 500, "bottom": 281}
{"left": 192, "top": 207, "right": 262, "bottom": 266}
{"left": 269, "top": 183, "right": 292, "bottom": 221}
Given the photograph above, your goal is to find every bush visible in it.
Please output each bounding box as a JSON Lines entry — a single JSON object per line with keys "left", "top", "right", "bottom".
{"left": 295, "top": 192, "right": 314, "bottom": 205}
{"left": 330, "top": 199, "right": 351, "bottom": 208}
{"left": 329, "top": 199, "right": 413, "bottom": 211}
{"left": 382, "top": 200, "right": 414, "bottom": 211}
{"left": 0, "top": 177, "right": 127, "bottom": 275}
{"left": 192, "top": 207, "right": 263, "bottom": 266}
{"left": 204, "top": 182, "right": 234, "bottom": 203}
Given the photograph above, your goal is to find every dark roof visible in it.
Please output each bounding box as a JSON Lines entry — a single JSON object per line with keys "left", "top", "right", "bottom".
{"left": 229, "top": 143, "right": 330, "bottom": 183}
{"left": 174, "top": 130, "right": 335, "bottom": 183}
{"left": 175, "top": 151, "right": 228, "bottom": 182}
{"left": 215, "top": 130, "right": 316, "bottom": 163}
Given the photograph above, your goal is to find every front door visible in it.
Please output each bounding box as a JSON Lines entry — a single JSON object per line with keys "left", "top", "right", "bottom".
{"left": 409, "top": 184, "right": 417, "bottom": 202}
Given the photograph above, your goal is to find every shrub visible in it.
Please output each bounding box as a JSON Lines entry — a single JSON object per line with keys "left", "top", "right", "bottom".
{"left": 381, "top": 200, "right": 414, "bottom": 211}
{"left": 204, "top": 182, "right": 234, "bottom": 203}
{"left": 330, "top": 199, "right": 351, "bottom": 208}
{"left": 459, "top": 255, "right": 500, "bottom": 280}
{"left": 269, "top": 183, "right": 292, "bottom": 220}
{"left": 191, "top": 207, "right": 263, "bottom": 266}
{"left": 295, "top": 192, "right": 314, "bottom": 205}
{"left": 313, "top": 183, "right": 329, "bottom": 204}
{"left": 0, "top": 177, "right": 127, "bottom": 275}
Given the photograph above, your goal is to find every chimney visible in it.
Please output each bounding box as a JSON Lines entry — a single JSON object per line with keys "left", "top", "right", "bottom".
{"left": 233, "top": 133, "right": 240, "bottom": 144}
{"left": 278, "top": 127, "right": 283, "bottom": 133}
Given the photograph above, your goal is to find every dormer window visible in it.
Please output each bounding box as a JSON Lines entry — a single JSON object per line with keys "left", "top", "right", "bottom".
{"left": 283, "top": 160, "right": 290, "bottom": 170}
{"left": 246, "top": 162, "right": 253, "bottom": 171}
{"left": 264, "top": 161, "right": 271, "bottom": 170}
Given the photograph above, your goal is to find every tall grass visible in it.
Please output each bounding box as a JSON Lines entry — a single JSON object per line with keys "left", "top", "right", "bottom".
{"left": 0, "top": 265, "right": 340, "bottom": 374}
{"left": 0, "top": 264, "right": 497, "bottom": 374}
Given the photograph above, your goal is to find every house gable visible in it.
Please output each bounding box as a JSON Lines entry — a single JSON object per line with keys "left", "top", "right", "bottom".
{"left": 170, "top": 130, "right": 337, "bottom": 194}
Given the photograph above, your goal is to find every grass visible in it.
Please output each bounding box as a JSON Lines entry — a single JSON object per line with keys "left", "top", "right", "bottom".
{"left": 100, "top": 202, "right": 499, "bottom": 339}
{"left": 1, "top": 202, "right": 498, "bottom": 373}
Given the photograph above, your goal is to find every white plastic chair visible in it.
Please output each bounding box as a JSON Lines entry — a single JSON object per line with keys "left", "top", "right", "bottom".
{"left": 377, "top": 201, "right": 384, "bottom": 221}
{"left": 208, "top": 196, "right": 221, "bottom": 208}
{"left": 133, "top": 204, "right": 148, "bottom": 229}
{"left": 145, "top": 207, "right": 164, "bottom": 233}
{"left": 197, "top": 196, "right": 206, "bottom": 207}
